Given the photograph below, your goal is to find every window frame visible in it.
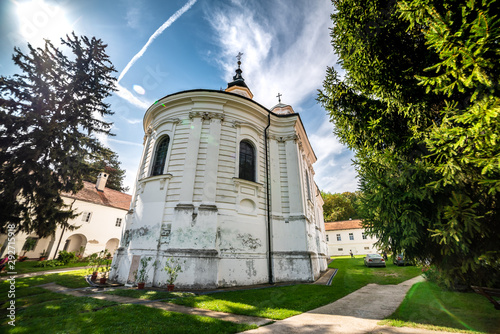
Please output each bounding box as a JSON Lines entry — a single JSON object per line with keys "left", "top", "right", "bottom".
{"left": 238, "top": 139, "right": 256, "bottom": 182}
{"left": 336, "top": 234, "right": 341, "bottom": 241}
{"left": 82, "top": 212, "right": 92, "bottom": 223}
{"left": 115, "top": 218, "right": 122, "bottom": 227}
{"left": 151, "top": 135, "right": 170, "bottom": 176}
{"left": 349, "top": 232, "right": 354, "bottom": 241}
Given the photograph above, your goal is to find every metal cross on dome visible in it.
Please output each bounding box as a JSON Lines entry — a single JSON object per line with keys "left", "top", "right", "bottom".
{"left": 276, "top": 92, "right": 282, "bottom": 103}
{"left": 236, "top": 52, "right": 243, "bottom": 62}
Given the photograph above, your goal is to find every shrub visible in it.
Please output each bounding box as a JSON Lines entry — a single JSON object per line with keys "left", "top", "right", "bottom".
{"left": 34, "top": 259, "right": 65, "bottom": 268}
{"left": 57, "top": 250, "right": 78, "bottom": 264}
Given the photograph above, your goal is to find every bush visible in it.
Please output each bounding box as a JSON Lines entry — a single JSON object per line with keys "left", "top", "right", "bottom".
{"left": 34, "top": 259, "right": 66, "bottom": 268}
{"left": 57, "top": 250, "right": 78, "bottom": 264}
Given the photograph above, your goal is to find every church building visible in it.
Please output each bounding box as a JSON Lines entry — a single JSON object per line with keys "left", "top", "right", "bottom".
{"left": 111, "top": 57, "right": 328, "bottom": 288}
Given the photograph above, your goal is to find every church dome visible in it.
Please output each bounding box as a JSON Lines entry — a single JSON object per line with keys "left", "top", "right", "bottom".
{"left": 225, "top": 53, "right": 253, "bottom": 99}
{"left": 271, "top": 102, "right": 295, "bottom": 115}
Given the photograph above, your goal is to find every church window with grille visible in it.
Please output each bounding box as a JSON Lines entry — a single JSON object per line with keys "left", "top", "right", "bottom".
{"left": 239, "top": 140, "right": 255, "bottom": 182}
{"left": 151, "top": 136, "right": 170, "bottom": 176}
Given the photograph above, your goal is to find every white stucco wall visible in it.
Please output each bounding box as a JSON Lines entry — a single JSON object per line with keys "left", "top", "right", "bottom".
{"left": 326, "top": 228, "right": 381, "bottom": 256}
{"left": 0, "top": 197, "right": 127, "bottom": 260}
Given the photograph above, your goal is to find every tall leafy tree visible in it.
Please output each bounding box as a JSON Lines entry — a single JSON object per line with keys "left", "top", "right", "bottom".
{"left": 85, "top": 148, "right": 129, "bottom": 193}
{"left": 0, "top": 33, "right": 117, "bottom": 238}
{"left": 322, "top": 191, "right": 361, "bottom": 222}
{"left": 319, "top": 0, "right": 499, "bottom": 287}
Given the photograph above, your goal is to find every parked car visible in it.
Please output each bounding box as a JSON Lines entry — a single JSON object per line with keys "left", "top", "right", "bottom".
{"left": 364, "top": 254, "right": 386, "bottom": 267}
{"left": 393, "top": 254, "right": 412, "bottom": 266}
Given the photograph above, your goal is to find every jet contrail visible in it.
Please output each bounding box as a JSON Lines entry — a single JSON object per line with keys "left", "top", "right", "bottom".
{"left": 117, "top": 0, "right": 198, "bottom": 83}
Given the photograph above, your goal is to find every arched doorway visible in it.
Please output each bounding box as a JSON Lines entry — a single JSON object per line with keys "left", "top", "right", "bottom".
{"left": 105, "top": 238, "right": 120, "bottom": 257}
{"left": 63, "top": 234, "right": 87, "bottom": 255}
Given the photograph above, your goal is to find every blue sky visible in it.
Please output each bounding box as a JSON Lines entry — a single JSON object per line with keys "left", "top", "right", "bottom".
{"left": 0, "top": 0, "right": 357, "bottom": 194}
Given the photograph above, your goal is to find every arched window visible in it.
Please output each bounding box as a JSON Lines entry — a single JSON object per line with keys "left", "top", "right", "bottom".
{"left": 239, "top": 140, "right": 255, "bottom": 182}
{"left": 151, "top": 136, "right": 170, "bottom": 176}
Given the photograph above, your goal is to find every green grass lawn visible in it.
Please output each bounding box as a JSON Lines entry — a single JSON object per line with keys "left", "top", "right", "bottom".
{"left": 0, "top": 271, "right": 256, "bottom": 333}
{"left": 169, "top": 256, "right": 422, "bottom": 319}
{"left": 0, "top": 260, "right": 90, "bottom": 276}
{"left": 381, "top": 280, "right": 500, "bottom": 334}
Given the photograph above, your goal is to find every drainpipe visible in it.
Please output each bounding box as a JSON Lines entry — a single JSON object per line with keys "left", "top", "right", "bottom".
{"left": 264, "top": 112, "right": 273, "bottom": 284}
{"left": 53, "top": 198, "right": 76, "bottom": 259}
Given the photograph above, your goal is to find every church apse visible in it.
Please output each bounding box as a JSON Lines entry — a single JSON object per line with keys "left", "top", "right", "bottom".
{"left": 110, "top": 58, "right": 328, "bottom": 289}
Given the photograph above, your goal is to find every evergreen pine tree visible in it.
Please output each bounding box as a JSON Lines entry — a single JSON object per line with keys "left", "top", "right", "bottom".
{"left": 0, "top": 33, "right": 117, "bottom": 238}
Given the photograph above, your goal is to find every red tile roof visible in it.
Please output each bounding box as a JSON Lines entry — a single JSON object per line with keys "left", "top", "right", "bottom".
{"left": 325, "top": 219, "right": 363, "bottom": 231}
{"left": 62, "top": 181, "right": 132, "bottom": 211}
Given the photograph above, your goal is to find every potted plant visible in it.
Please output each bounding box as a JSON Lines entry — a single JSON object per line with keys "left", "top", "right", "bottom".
{"left": 86, "top": 252, "right": 100, "bottom": 280}
{"left": 99, "top": 255, "right": 112, "bottom": 284}
{"left": 134, "top": 257, "right": 158, "bottom": 289}
{"left": 39, "top": 249, "right": 48, "bottom": 261}
{"left": 20, "top": 238, "right": 37, "bottom": 261}
{"left": 163, "top": 257, "right": 184, "bottom": 292}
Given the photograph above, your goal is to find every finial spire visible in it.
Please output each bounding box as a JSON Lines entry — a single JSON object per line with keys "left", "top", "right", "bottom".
{"left": 225, "top": 52, "right": 253, "bottom": 99}
{"left": 276, "top": 92, "right": 282, "bottom": 103}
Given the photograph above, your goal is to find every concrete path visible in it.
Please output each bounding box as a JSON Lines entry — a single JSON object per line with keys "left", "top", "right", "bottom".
{"left": 242, "top": 276, "right": 460, "bottom": 333}
{"left": 41, "top": 283, "right": 272, "bottom": 327}
{"left": 0, "top": 266, "right": 89, "bottom": 280}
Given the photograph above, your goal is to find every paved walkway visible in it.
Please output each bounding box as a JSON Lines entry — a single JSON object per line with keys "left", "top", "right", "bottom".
{"left": 0, "top": 266, "right": 89, "bottom": 280}
{"left": 243, "top": 276, "right": 459, "bottom": 333}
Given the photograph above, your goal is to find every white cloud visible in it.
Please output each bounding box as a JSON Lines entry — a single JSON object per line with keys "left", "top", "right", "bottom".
{"left": 309, "top": 116, "right": 358, "bottom": 193}
{"left": 206, "top": 0, "right": 337, "bottom": 109}
{"left": 115, "top": 83, "right": 151, "bottom": 110}
{"left": 206, "top": 1, "right": 357, "bottom": 193}
{"left": 125, "top": 3, "right": 142, "bottom": 29}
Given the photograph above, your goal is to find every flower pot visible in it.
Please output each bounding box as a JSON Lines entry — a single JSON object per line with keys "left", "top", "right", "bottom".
{"left": 167, "top": 284, "right": 175, "bottom": 292}
{"left": 99, "top": 277, "right": 107, "bottom": 284}
{"left": 137, "top": 282, "right": 145, "bottom": 290}
{"left": 19, "top": 256, "right": 27, "bottom": 262}
{"left": 91, "top": 272, "right": 98, "bottom": 280}
{"left": 39, "top": 257, "right": 47, "bottom": 261}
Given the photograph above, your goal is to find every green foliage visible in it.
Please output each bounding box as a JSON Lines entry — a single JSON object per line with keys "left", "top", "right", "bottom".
{"left": 135, "top": 256, "right": 158, "bottom": 283}
{"left": 21, "top": 237, "right": 37, "bottom": 255}
{"left": 56, "top": 250, "right": 78, "bottom": 265}
{"left": 319, "top": 0, "right": 500, "bottom": 287}
{"left": 34, "top": 259, "right": 66, "bottom": 268}
{"left": 85, "top": 148, "right": 129, "bottom": 192}
{"left": 0, "top": 33, "right": 117, "bottom": 238}
{"left": 163, "top": 257, "right": 185, "bottom": 285}
{"left": 321, "top": 191, "right": 361, "bottom": 222}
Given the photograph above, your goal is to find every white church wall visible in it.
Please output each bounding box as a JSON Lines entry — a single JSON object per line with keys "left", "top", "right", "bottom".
{"left": 112, "top": 89, "right": 327, "bottom": 288}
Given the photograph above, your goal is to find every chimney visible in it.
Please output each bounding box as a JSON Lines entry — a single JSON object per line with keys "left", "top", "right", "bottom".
{"left": 96, "top": 172, "right": 108, "bottom": 192}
